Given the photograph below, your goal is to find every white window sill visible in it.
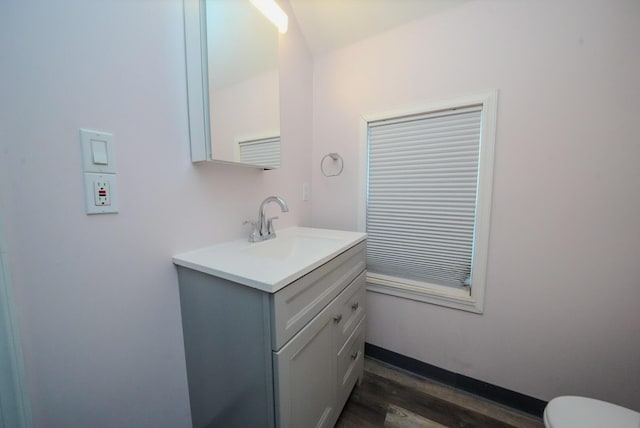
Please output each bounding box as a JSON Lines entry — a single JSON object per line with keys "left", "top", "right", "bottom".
{"left": 366, "top": 272, "right": 484, "bottom": 314}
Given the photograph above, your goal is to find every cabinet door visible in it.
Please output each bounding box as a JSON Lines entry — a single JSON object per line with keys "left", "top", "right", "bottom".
{"left": 274, "top": 309, "right": 337, "bottom": 428}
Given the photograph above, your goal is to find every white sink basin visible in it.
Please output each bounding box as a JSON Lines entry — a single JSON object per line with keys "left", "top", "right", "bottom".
{"left": 173, "top": 227, "right": 366, "bottom": 293}
{"left": 241, "top": 232, "right": 344, "bottom": 260}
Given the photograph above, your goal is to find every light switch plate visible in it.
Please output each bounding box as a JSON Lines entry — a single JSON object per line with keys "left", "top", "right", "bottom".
{"left": 302, "top": 182, "right": 310, "bottom": 201}
{"left": 84, "top": 173, "right": 118, "bottom": 214}
{"left": 80, "top": 129, "right": 115, "bottom": 173}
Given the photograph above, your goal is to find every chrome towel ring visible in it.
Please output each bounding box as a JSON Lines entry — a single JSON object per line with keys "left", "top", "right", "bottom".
{"left": 320, "top": 152, "right": 344, "bottom": 177}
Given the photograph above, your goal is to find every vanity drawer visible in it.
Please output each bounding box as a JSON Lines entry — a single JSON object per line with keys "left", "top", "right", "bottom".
{"left": 270, "top": 242, "right": 366, "bottom": 351}
{"left": 334, "top": 271, "right": 366, "bottom": 349}
{"left": 337, "top": 315, "right": 366, "bottom": 407}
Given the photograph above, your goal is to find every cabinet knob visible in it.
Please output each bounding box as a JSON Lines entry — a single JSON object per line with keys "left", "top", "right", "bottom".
{"left": 350, "top": 351, "right": 359, "bottom": 361}
{"left": 333, "top": 314, "right": 342, "bottom": 323}
{"left": 351, "top": 302, "right": 359, "bottom": 311}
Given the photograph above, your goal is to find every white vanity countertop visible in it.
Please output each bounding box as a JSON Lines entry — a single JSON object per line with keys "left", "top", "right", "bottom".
{"left": 173, "top": 227, "right": 367, "bottom": 293}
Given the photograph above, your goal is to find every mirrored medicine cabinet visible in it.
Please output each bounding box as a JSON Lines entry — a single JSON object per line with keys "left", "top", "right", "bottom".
{"left": 184, "top": 0, "right": 281, "bottom": 169}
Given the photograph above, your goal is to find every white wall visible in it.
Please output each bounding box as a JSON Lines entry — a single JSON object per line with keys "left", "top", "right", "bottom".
{"left": 311, "top": 0, "right": 640, "bottom": 410}
{"left": 0, "top": 213, "right": 32, "bottom": 428}
{"left": 0, "top": 0, "right": 313, "bottom": 426}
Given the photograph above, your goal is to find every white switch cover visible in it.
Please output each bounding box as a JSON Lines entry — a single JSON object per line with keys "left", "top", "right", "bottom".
{"left": 302, "top": 182, "right": 310, "bottom": 201}
{"left": 80, "top": 129, "right": 115, "bottom": 173}
{"left": 91, "top": 139, "right": 109, "bottom": 165}
{"left": 84, "top": 173, "right": 118, "bottom": 214}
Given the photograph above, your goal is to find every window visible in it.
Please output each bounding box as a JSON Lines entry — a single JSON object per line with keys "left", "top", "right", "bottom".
{"left": 361, "top": 91, "right": 497, "bottom": 313}
{"left": 238, "top": 136, "right": 281, "bottom": 169}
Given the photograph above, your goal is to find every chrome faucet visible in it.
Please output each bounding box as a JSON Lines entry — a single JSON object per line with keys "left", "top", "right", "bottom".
{"left": 245, "top": 196, "right": 289, "bottom": 242}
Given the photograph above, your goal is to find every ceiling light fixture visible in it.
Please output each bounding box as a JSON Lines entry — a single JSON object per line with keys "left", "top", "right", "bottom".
{"left": 250, "top": 0, "right": 288, "bottom": 33}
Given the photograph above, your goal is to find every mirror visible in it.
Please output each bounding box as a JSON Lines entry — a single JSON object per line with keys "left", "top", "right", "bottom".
{"left": 184, "top": 0, "right": 281, "bottom": 169}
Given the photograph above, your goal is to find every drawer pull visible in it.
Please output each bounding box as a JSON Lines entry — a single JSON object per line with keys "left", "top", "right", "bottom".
{"left": 350, "top": 351, "right": 359, "bottom": 361}
{"left": 351, "top": 302, "right": 359, "bottom": 311}
{"left": 333, "top": 314, "right": 343, "bottom": 323}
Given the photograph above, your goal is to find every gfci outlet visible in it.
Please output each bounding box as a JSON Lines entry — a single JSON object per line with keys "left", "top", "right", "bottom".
{"left": 84, "top": 173, "right": 118, "bottom": 214}
{"left": 94, "top": 180, "right": 111, "bottom": 206}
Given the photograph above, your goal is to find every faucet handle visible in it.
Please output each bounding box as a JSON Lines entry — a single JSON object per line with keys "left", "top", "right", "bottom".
{"left": 243, "top": 220, "right": 260, "bottom": 242}
{"left": 266, "top": 216, "right": 279, "bottom": 235}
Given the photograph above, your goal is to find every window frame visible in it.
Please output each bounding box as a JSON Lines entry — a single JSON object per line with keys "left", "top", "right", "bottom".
{"left": 358, "top": 90, "right": 498, "bottom": 313}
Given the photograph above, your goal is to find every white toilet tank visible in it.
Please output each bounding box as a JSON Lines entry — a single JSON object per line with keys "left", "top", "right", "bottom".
{"left": 544, "top": 396, "right": 640, "bottom": 428}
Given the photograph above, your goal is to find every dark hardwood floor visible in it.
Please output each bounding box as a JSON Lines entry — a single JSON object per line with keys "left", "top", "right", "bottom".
{"left": 335, "top": 358, "right": 544, "bottom": 428}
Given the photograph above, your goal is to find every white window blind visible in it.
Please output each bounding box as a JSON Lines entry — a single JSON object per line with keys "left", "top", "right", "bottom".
{"left": 367, "top": 107, "right": 482, "bottom": 289}
{"left": 238, "top": 136, "right": 281, "bottom": 169}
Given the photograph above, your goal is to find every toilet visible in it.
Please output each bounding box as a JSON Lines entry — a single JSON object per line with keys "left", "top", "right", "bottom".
{"left": 544, "top": 396, "right": 640, "bottom": 428}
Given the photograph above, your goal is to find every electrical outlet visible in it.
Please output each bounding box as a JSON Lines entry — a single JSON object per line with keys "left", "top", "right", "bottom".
{"left": 84, "top": 173, "right": 118, "bottom": 214}
{"left": 94, "top": 180, "right": 111, "bottom": 206}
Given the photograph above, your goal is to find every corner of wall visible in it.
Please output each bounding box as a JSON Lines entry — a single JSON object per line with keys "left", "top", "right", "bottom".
{"left": 0, "top": 214, "right": 33, "bottom": 428}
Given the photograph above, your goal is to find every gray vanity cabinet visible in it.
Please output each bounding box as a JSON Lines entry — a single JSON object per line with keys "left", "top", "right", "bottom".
{"left": 177, "top": 241, "right": 366, "bottom": 428}
{"left": 274, "top": 302, "right": 338, "bottom": 428}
